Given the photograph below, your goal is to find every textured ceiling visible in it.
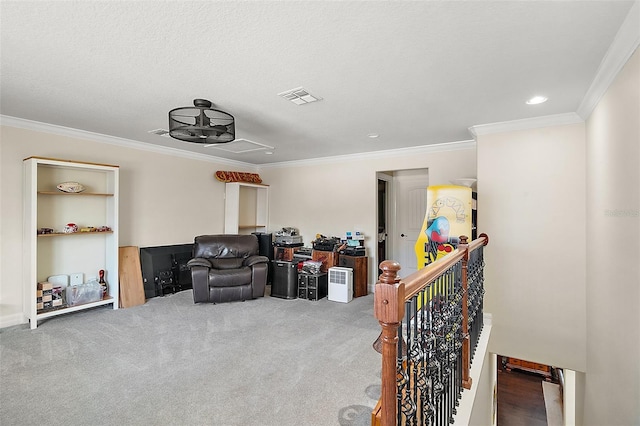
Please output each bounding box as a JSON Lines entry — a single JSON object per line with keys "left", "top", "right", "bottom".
{"left": 0, "top": 1, "right": 635, "bottom": 164}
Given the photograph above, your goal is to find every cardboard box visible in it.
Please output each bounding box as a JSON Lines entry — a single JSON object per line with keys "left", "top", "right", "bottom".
{"left": 37, "top": 281, "right": 53, "bottom": 291}
{"left": 37, "top": 301, "right": 53, "bottom": 311}
{"left": 37, "top": 294, "right": 53, "bottom": 303}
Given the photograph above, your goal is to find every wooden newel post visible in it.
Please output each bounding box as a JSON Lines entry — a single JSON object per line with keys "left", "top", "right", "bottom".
{"left": 373, "top": 260, "right": 405, "bottom": 426}
{"left": 459, "top": 235, "right": 472, "bottom": 390}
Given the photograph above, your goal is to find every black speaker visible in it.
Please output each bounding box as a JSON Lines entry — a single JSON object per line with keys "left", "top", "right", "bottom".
{"left": 253, "top": 232, "right": 274, "bottom": 259}
{"left": 253, "top": 232, "right": 274, "bottom": 285}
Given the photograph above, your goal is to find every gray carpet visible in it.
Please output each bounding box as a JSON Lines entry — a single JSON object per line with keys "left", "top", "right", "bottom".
{"left": 0, "top": 289, "right": 381, "bottom": 426}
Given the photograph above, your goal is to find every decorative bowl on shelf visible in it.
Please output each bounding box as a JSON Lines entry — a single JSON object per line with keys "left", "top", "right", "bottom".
{"left": 56, "top": 181, "right": 85, "bottom": 193}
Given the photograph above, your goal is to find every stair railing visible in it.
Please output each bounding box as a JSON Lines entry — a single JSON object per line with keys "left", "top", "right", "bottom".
{"left": 371, "top": 233, "right": 489, "bottom": 426}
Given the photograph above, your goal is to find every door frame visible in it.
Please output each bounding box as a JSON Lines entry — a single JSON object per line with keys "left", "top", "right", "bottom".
{"left": 376, "top": 172, "right": 394, "bottom": 287}
{"left": 375, "top": 168, "right": 429, "bottom": 283}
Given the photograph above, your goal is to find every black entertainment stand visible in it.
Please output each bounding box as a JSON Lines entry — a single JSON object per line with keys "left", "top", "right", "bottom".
{"left": 139, "top": 243, "right": 194, "bottom": 298}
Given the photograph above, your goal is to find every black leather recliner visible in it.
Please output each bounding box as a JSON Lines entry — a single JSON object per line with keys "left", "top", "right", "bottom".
{"left": 187, "top": 234, "right": 269, "bottom": 304}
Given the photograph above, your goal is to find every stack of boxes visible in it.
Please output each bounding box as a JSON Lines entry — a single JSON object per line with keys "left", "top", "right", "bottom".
{"left": 37, "top": 281, "right": 64, "bottom": 312}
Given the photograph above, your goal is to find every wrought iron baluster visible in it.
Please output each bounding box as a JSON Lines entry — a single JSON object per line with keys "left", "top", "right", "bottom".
{"left": 375, "top": 235, "right": 488, "bottom": 426}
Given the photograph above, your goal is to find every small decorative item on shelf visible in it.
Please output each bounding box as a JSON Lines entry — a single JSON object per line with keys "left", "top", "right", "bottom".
{"left": 56, "top": 181, "right": 85, "bottom": 193}
{"left": 95, "top": 225, "right": 111, "bottom": 232}
{"left": 80, "top": 227, "right": 95, "bottom": 232}
{"left": 37, "top": 227, "right": 54, "bottom": 235}
{"left": 98, "top": 269, "right": 108, "bottom": 297}
{"left": 62, "top": 223, "right": 78, "bottom": 233}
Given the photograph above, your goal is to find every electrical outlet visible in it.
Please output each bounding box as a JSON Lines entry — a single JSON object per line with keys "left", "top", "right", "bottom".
{"left": 70, "top": 273, "right": 83, "bottom": 285}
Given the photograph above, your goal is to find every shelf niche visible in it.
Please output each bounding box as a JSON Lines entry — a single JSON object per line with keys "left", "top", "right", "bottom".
{"left": 23, "top": 157, "right": 119, "bottom": 329}
{"left": 224, "top": 182, "right": 269, "bottom": 235}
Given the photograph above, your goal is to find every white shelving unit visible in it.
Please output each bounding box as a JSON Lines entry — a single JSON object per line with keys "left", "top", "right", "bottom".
{"left": 23, "top": 157, "right": 119, "bottom": 329}
{"left": 224, "top": 182, "right": 269, "bottom": 234}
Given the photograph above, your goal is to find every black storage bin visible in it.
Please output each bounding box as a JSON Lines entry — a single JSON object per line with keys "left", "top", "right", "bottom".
{"left": 271, "top": 260, "right": 298, "bottom": 299}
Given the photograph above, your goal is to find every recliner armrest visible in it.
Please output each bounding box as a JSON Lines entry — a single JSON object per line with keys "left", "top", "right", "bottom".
{"left": 187, "top": 257, "right": 213, "bottom": 268}
{"left": 244, "top": 255, "right": 269, "bottom": 267}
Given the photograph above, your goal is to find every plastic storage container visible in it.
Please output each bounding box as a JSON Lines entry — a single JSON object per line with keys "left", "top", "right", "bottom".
{"left": 66, "top": 281, "right": 103, "bottom": 306}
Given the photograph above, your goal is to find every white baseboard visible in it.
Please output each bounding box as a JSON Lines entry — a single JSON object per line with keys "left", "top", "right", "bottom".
{"left": 0, "top": 313, "right": 27, "bottom": 329}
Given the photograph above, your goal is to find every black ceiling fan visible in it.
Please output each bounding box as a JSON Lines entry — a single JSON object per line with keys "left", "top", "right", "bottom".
{"left": 169, "top": 99, "right": 235, "bottom": 144}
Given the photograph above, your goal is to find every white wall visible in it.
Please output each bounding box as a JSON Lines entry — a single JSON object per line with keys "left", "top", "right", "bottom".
{"left": 477, "top": 122, "right": 587, "bottom": 372}
{"left": 584, "top": 47, "right": 639, "bottom": 425}
{"left": 0, "top": 125, "right": 252, "bottom": 326}
{"left": 259, "top": 143, "right": 477, "bottom": 286}
{"left": 468, "top": 352, "right": 497, "bottom": 426}
{"left": 0, "top": 126, "right": 476, "bottom": 327}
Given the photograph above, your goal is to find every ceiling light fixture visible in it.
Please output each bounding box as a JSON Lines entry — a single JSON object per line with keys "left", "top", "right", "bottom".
{"left": 169, "top": 99, "right": 235, "bottom": 144}
{"left": 526, "top": 96, "right": 548, "bottom": 105}
{"left": 367, "top": 133, "right": 380, "bottom": 138}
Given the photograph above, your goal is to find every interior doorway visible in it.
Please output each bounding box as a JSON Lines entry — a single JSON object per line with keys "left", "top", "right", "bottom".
{"left": 375, "top": 168, "right": 428, "bottom": 279}
{"left": 376, "top": 174, "right": 391, "bottom": 276}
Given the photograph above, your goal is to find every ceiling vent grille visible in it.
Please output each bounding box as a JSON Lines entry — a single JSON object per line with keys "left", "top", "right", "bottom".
{"left": 205, "top": 138, "right": 274, "bottom": 153}
{"left": 148, "top": 128, "right": 171, "bottom": 137}
{"left": 277, "top": 87, "right": 321, "bottom": 105}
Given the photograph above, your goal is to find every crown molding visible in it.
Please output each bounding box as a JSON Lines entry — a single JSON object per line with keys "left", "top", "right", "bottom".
{"left": 2, "top": 115, "right": 475, "bottom": 170}
{"left": 468, "top": 112, "right": 583, "bottom": 137}
{"left": 577, "top": 1, "right": 640, "bottom": 120}
{"left": 258, "top": 139, "right": 476, "bottom": 170}
{"left": 0, "top": 115, "right": 255, "bottom": 169}
{"left": 469, "top": 2, "right": 639, "bottom": 137}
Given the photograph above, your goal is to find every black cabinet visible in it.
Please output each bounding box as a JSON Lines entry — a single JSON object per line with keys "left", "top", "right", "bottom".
{"left": 298, "top": 272, "right": 328, "bottom": 301}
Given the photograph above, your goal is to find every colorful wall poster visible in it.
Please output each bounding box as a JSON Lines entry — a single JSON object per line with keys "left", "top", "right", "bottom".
{"left": 414, "top": 185, "right": 472, "bottom": 269}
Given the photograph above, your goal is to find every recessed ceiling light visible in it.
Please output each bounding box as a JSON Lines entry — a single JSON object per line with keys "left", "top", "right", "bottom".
{"left": 526, "top": 96, "right": 548, "bottom": 105}
{"left": 265, "top": 151, "right": 273, "bottom": 155}
{"left": 367, "top": 133, "right": 380, "bottom": 138}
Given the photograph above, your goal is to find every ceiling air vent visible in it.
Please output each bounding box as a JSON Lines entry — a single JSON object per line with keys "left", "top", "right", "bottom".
{"left": 148, "top": 128, "right": 171, "bottom": 137}
{"left": 205, "top": 138, "right": 274, "bottom": 154}
{"left": 277, "top": 87, "right": 322, "bottom": 105}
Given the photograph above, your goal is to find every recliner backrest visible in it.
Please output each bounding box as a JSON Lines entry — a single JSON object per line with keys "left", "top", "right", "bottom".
{"left": 193, "top": 235, "right": 259, "bottom": 270}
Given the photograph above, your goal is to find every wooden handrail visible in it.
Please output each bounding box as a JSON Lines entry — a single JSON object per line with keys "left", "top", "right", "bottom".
{"left": 372, "top": 233, "right": 489, "bottom": 426}
{"left": 469, "top": 232, "right": 489, "bottom": 251}
{"left": 402, "top": 248, "right": 465, "bottom": 300}
{"left": 396, "top": 233, "right": 488, "bottom": 301}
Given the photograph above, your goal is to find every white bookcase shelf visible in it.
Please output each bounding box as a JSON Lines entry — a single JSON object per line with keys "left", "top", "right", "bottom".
{"left": 224, "top": 182, "right": 269, "bottom": 234}
{"left": 23, "top": 157, "right": 119, "bottom": 329}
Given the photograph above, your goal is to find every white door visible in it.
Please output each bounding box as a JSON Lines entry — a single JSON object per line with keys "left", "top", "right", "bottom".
{"left": 393, "top": 169, "right": 429, "bottom": 278}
